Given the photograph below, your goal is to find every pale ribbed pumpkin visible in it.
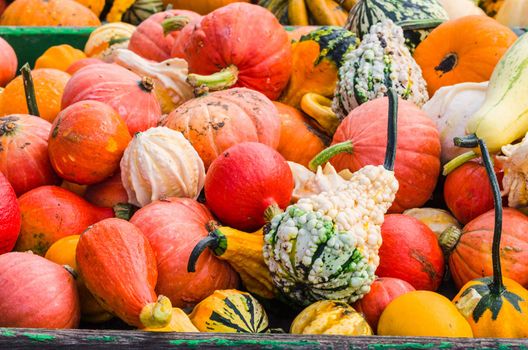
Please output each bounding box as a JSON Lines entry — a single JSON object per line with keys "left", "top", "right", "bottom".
{"left": 84, "top": 22, "right": 136, "bottom": 62}
{"left": 120, "top": 127, "right": 205, "bottom": 207}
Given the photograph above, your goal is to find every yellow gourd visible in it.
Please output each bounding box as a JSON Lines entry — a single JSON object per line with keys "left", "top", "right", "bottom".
{"left": 75, "top": 0, "right": 105, "bottom": 15}
{"left": 35, "top": 45, "right": 87, "bottom": 72}
{"left": 84, "top": 22, "right": 136, "bottom": 62}
{"left": 143, "top": 308, "right": 199, "bottom": 332}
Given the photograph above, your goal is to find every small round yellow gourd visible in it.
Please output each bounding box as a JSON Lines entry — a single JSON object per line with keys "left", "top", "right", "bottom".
{"left": 35, "top": 45, "right": 87, "bottom": 72}
{"left": 143, "top": 308, "right": 198, "bottom": 332}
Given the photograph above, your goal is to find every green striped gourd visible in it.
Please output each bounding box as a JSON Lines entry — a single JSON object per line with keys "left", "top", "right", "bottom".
{"left": 122, "top": 0, "right": 163, "bottom": 25}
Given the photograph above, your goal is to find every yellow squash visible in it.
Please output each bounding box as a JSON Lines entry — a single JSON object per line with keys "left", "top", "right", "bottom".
{"left": 35, "top": 45, "right": 87, "bottom": 72}
{"left": 143, "top": 308, "right": 199, "bottom": 332}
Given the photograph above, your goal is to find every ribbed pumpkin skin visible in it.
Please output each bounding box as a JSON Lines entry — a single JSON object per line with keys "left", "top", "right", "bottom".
{"left": 0, "top": 115, "right": 59, "bottom": 196}
{"left": 131, "top": 198, "right": 239, "bottom": 308}
{"left": 183, "top": 3, "right": 292, "bottom": 100}
{"left": 0, "top": 0, "right": 101, "bottom": 26}
{"left": 331, "top": 97, "right": 441, "bottom": 213}
{"left": 0, "top": 172, "right": 20, "bottom": 254}
{"left": 165, "top": 88, "right": 281, "bottom": 169}
{"left": 0, "top": 252, "right": 80, "bottom": 328}
{"left": 76, "top": 218, "right": 159, "bottom": 328}
{"left": 62, "top": 64, "right": 162, "bottom": 135}
{"left": 450, "top": 208, "right": 528, "bottom": 289}
{"left": 128, "top": 10, "right": 201, "bottom": 62}
{"left": 0, "top": 37, "right": 17, "bottom": 87}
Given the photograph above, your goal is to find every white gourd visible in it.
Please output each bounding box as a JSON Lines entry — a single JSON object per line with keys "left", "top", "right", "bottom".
{"left": 438, "top": 0, "right": 485, "bottom": 19}
{"left": 120, "top": 126, "right": 205, "bottom": 207}
{"left": 84, "top": 22, "right": 136, "bottom": 62}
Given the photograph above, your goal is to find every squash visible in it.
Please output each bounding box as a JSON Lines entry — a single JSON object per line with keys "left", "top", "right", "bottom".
{"left": 85, "top": 172, "right": 129, "bottom": 208}
{"left": 279, "top": 26, "right": 360, "bottom": 109}
{"left": 45, "top": 235, "right": 113, "bottom": 323}
{"left": 161, "top": 0, "right": 249, "bottom": 15}
{"left": 189, "top": 290, "right": 269, "bottom": 333}
{"left": 48, "top": 100, "right": 132, "bottom": 185}
{"left": 403, "top": 208, "right": 460, "bottom": 239}
{"left": 183, "top": 3, "right": 292, "bottom": 100}
{"left": 75, "top": 0, "right": 104, "bottom": 15}
{"left": 169, "top": 15, "right": 202, "bottom": 59}
{"left": 495, "top": 0, "right": 528, "bottom": 27}
{"left": 0, "top": 0, "right": 101, "bottom": 26}
{"left": 188, "top": 224, "right": 276, "bottom": 299}
{"left": 204, "top": 142, "right": 294, "bottom": 232}
{"left": 438, "top": 0, "right": 486, "bottom": 19}
{"left": 130, "top": 198, "right": 239, "bottom": 308}
{"left": 66, "top": 58, "right": 104, "bottom": 75}
{"left": 0, "top": 172, "right": 20, "bottom": 254}
{"left": 285, "top": 25, "right": 319, "bottom": 41}
{"left": 113, "top": 49, "right": 194, "bottom": 114}
{"left": 0, "top": 252, "right": 80, "bottom": 328}
{"left": 121, "top": 0, "right": 164, "bottom": 25}
{"left": 35, "top": 45, "right": 87, "bottom": 72}
{"left": 333, "top": 19, "right": 429, "bottom": 120}
{"left": 62, "top": 64, "right": 162, "bottom": 135}
{"left": 258, "top": 0, "right": 348, "bottom": 26}
{"left": 0, "top": 37, "right": 17, "bottom": 87}
{"left": 77, "top": 218, "right": 173, "bottom": 328}
{"left": 83, "top": 22, "right": 136, "bottom": 62}
{"left": 143, "top": 308, "right": 198, "bottom": 332}
{"left": 0, "top": 115, "right": 58, "bottom": 196}
{"left": 413, "top": 15, "right": 517, "bottom": 97}
{"left": 165, "top": 88, "right": 281, "bottom": 169}
{"left": 378, "top": 291, "right": 473, "bottom": 337}
{"left": 291, "top": 300, "right": 372, "bottom": 335}
{"left": 16, "top": 186, "right": 114, "bottom": 255}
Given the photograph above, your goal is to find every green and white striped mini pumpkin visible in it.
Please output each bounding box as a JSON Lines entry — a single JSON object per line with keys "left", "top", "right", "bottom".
{"left": 122, "top": 0, "right": 163, "bottom": 25}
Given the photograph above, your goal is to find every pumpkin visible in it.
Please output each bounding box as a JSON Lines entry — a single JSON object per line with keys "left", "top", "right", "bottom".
{"left": 378, "top": 291, "right": 473, "bottom": 337}
{"left": 77, "top": 218, "right": 173, "bottom": 328}
{"left": 62, "top": 64, "right": 162, "bottom": 135}
{"left": 165, "top": 88, "right": 281, "bottom": 169}
{"left": 0, "top": 37, "right": 17, "bottom": 87}
{"left": 189, "top": 290, "right": 268, "bottom": 333}
{"left": 169, "top": 15, "right": 202, "bottom": 59}
{"left": 330, "top": 96, "right": 441, "bottom": 213}
{"left": 353, "top": 277, "right": 415, "bottom": 332}
{"left": 0, "top": 68, "right": 70, "bottom": 123}
{"left": 66, "top": 58, "right": 104, "bottom": 75}
{"left": 75, "top": 0, "right": 104, "bottom": 15}
{"left": 143, "top": 308, "right": 198, "bottom": 332}
{"left": 35, "top": 45, "right": 87, "bottom": 72}
{"left": 413, "top": 15, "right": 517, "bottom": 97}
{"left": 130, "top": 198, "right": 239, "bottom": 308}
{"left": 0, "top": 114, "right": 58, "bottom": 196}
{"left": 0, "top": 172, "right": 20, "bottom": 254}
{"left": 121, "top": 0, "right": 164, "bottom": 25}
{"left": 161, "top": 0, "right": 249, "bottom": 15}
{"left": 285, "top": 25, "right": 319, "bottom": 41}
{"left": 280, "top": 26, "right": 359, "bottom": 109}
{"left": 291, "top": 300, "right": 372, "bottom": 335}
{"left": 83, "top": 22, "right": 136, "bottom": 62}
{"left": 377, "top": 214, "right": 445, "bottom": 291}
{"left": 16, "top": 186, "right": 114, "bottom": 255}
{"left": 128, "top": 10, "right": 201, "bottom": 62}
{"left": 85, "top": 172, "right": 129, "bottom": 208}
{"left": 0, "top": 0, "right": 100, "bottom": 25}
{"left": 402, "top": 207, "right": 460, "bottom": 239}
{"left": 259, "top": 0, "right": 348, "bottom": 26}
{"left": 48, "top": 101, "right": 132, "bottom": 185}
{"left": 45, "top": 235, "right": 113, "bottom": 323}
{"left": 438, "top": 0, "right": 486, "bottom": 19}
{"left": 183, "top": 3, "right": 292, "bottom": 100}
{"left": 0, "top": 252, "right": 80, "bottom": 328}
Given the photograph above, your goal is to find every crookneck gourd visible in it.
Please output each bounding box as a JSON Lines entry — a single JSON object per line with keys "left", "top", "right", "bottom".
{"left": 263, "top": 89, "right": 400, "bottom": 306}
{"left": 258, "top": 0, "right": 349, "bottom": 26}
{"left": 332, "top": 19, "right": 428, "bottom": 120}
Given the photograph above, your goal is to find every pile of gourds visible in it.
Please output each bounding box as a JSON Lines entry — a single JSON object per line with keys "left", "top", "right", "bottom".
{"left": 0, "top": 0, "right": 528, "bottom": 339}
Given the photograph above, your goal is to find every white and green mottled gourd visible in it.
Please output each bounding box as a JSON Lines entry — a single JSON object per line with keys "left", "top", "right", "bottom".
{"left": 332, "top": 19, "right": 428, "bottom": 120}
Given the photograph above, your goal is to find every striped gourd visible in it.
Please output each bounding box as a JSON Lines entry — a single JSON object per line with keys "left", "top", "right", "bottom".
{"left": 122, "top": 0, "right": 163, "bottom": 25}
{"left": 299, "top": 26, "right": 359, "bottom": 67}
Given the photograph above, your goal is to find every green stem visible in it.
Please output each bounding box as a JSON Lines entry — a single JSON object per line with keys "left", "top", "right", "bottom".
{"left": 187, "top": 236, "right": 219, "bottom": 273}
{"left": 161, "top": 15, "right": 190, "bottom": 36}
{"left": 454, "top": 134, "right": 479, "bottom": 148}
{"left": 398, "top": 19, "right": 445, "bottom": 31}
{"left": 442, "top": 151, "right": 478, "bottom": 176}
{"left": 187, "top": 65, "right": 239, "bottom": 92}
{"left": 383, "top": 88, "right": 398, "bottom": 171}
{"left": 308, "top": 141, "right": 353, "bottom": 171}
{"left": 20, "top": 63, "right": 40, "bottom": 117}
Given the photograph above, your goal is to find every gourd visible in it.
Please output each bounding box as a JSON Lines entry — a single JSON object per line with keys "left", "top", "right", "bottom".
{"left": 496, "top": 0, "right": 528, "bottom": 27}
{"left": 62, "top": 63, "right": 162, "bottom": 135}
{"left": 438, "top": 0, "right": 485, "bottom": 19}
{"left": 48, "top": 100, "right": 132, "bottom": 185}
{"left": 114, "top": 49, "right": 194, "bottom": 114}
{"left": 121, "top": 0, "right": 164, "bottom": 25}
{"left": 403, "top": 208, "right": 460, "bottom": 238}
{"left": 75, "top": 0, "right": 104, "bottom": 16}
{"left": 130, "top": 198, "right": 239, "bottom": 308}
{"left": 280, "top": 26, "right": 360, "bottom": 109}
{"left": 83, "top": 22, "right": 136, "bottom": 62}
{"left": 499, "top": 134, "right": 528, "bottom": 208}
{"left": 0, "top": 252, "right": 80, "bottom": 328}
{"left": 77, "top": 218, "right": 173, "bottom": 329}
{"left": 161, "top": 0, "right": 249, "bottom": 15}
{"left": 291, "top": 300, "right": 372, "bottom": 335}
{"left": 165, "top": 88, "right": 281, "bottom": 169}
{"left": 258, "top": 0, "right": 348, "bottom": 26}
{"left": 414, "top": 15, "right": 517, "bottom": 98}
{"left": 189, "top": 290, "right": 269, "bottom": 333}
{"left": 188, "top": 224, "right": 276, "bottom": 299}
{"left": 143, "top": 308, "right": 198, "bottom": 332}
{"left": 120, "top": 127, "right": 205, "bottom": 208}
{"left": 0, "top": 37, "right": 17, "bottom": 87}
{"left": 0, "top": 172, "right": 20, "bottom": 254}
{"left": 451, "top": 134, "right": 528, "bottom": 338}
{"left": 35, "top": 45, "right": 87, "bottom": 72}
{"left": 332, "top": 19, "right": 429, "bottom": 120}
{"left": 183, "top": 3, "right": 292, "bottom": 100}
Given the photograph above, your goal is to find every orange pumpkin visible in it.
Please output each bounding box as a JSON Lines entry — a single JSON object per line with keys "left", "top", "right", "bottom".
{"left": 0, "top": 37, "right": 17, "bottom": 87}
{"left": 414, "top": 15, "right": 517, "bottom": 96}
{"left": 35, "top": 45, "right": 87, "bottom": 72}
{"left": 0, "top": 0, "right": 101, "bottom": 26}
{"left": 161, "top": 0, "right": 249, "bottom": 15}
{"left": 85, "top": 172, "right": 129, "bottom": 208}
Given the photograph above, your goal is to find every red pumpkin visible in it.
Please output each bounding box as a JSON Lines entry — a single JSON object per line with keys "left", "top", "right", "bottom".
{"left": 0, "top": 252, "right": 80, "bottom": 328}
{"left": 0, "top": 37, "right": 17, "bottom": 87}
{"left": 353, "top": 277, "right": 415, "bottom": 332}
{"left": 48, "top": 100, "right": 131, "bottom": 185}
{"left": 85, "top": 172, "right": 128, "bottom": 208}
{"left": 330, "top": 97, "right": 441, "bottom": 213}
{"left": 205, "top": 142, "right": 294, "bottom": 231}
{"left": 61, "top": 63, "right": 162, "bottom": 135}
{"left": 66, "top": 58, "right": 104, "bottom": 75}
{"left": 183, "top": 3, "right": 292, "bottom": 100}
{"left": 16, "top": 186, "right": 114, "bottom": 255}
{"left": 0, "top": 114, "right": 59, "bottom": 196}
{"left": 0, "top": 172, "right": 20, "bottom": 254}
{"left": 170, "top": 15, "right": 201, "bottom": 59}
{"left": 77, "top": 218, "right": 172, "bottom": 328}
{"left": 130, "top": 198, "right": 238, "bottom": 308}
{"left": 376, "top": 214, "right": 445, "bottom": 291}
{"left": 129, "top": 9, "right": 201, "bottom": 62}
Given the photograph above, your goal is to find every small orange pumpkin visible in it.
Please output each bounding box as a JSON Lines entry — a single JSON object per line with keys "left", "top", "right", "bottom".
{"left": 35, "top": 45, "right": 87, "bottom": 72}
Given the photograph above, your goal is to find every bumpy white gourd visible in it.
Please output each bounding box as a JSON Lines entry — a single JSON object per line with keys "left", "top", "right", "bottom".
{"left": 120, "top": 126, "right": 205, "bottom": 207}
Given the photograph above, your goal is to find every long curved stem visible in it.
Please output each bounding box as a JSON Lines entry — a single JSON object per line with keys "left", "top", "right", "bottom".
{"left": 187, "top": 65, "right": 238, "bottom": 92}
{"left": 20, "top": 63, "right": 40, "bottom": 117}
{"left": 187, "top": 236, "right": 218, "bottom": 273}
{"left": 383, "top": 88, "right": 398, "bottom": 171}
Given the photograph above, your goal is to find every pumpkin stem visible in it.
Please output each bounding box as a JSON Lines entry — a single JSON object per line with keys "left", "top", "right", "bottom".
{"left": 442, "top": 151, "right": 478, "bottom": 176}
{"left": 139, "top": 295, "right": 173, "bottom": 329}
{"left": 383, "top": 88, "right": 398, "bottom": 171}
{"left": 162, "top": 15, "right": 190, "bottom": 36}
{"left": 308, "top": 141, "right": 354, "bottom": 171}
{"left": 20, "top": 63, "right": 40, "bottom": 118}
{"left": 435, "top": 53, "right": 458, "bottom": 74}
{"left": 438, "top": 226, "right": 462, "bottom": 256}
{"left": 187, "top": 65, "right": 239, "bottom": 94}
{"left": 63, "top": 265, "right": 78, "bottom": 280}
{"left": 454, "top": 134, "right": 479, "bottom": 148}
{"left": 300, "top": 93, "right": 340, "bottom": 135}
{"left": 398, "top": 19, "right": 445, "bottom": 31}
{"left": 113, "top": 203, "right": 139, "bottom": 221}
{"left": 187, "top": 235, "right": 220, "bottom": 273}
{"left": 264, "top": 204, "right": 283, "bottom": 223}
{"left": 139, "top": 76, "right": 155, "bottom": 92}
